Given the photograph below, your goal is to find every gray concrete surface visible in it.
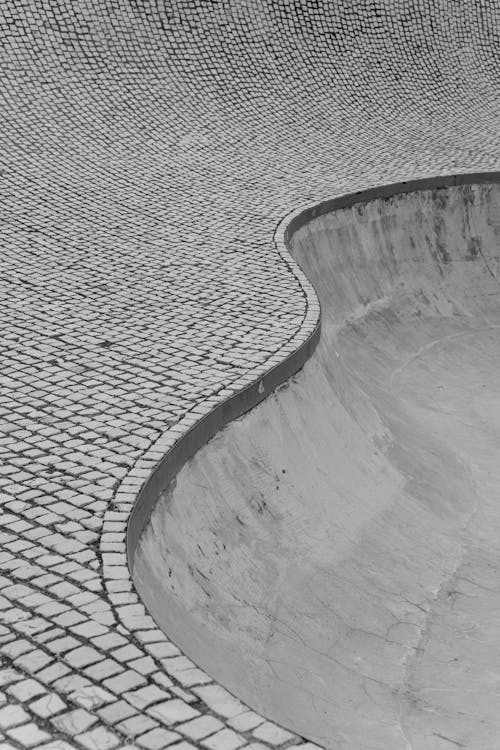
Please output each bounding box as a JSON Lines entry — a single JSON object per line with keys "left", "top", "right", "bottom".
{"left": 134, "top": 182, "right": 500, "bottom": 750}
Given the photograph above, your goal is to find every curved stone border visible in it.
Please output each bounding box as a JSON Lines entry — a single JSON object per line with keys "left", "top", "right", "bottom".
{"left": 93, "top": 169, "right": 500, "bottom": 749}
{"left": 123, "top": 168, "right": 500, "bottom": 583}
{"left": 126, "top": 169, "right": 500, "bottom": 567}
{"left": 124, "top": 214, "right": 322, "bottom": 567}
{"left": 282, "top": 170, "right": 500, "bottom": 238}
{"left": 95, "top": 200, "right": 323, "bottom": 749}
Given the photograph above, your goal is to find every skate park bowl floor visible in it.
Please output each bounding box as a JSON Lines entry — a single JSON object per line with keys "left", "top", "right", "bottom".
{"left": 131, "top": 175, "right": 500, "bottom": 750}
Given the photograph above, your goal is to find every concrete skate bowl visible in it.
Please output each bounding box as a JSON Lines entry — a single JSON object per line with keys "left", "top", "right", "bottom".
{"left": 131, "top": 173, "right": 500, "bottom": 750}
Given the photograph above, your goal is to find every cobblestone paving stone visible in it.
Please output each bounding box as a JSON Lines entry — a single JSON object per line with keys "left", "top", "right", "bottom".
{"left": 0, "top": 0, "right": 499, "bottom": 748}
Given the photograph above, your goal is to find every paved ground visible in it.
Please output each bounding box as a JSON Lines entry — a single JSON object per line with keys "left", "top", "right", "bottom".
{"left": 1, "top": 1, "right": 500, "bottom": 749}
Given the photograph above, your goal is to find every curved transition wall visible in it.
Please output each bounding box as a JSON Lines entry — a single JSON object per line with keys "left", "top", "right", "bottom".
{"left": 133, "top": 179, "right": 500, "bottom": 750}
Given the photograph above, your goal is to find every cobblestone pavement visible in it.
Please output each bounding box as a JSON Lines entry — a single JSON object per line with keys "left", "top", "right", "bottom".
{"left": 0, "top": 1, "right": 499, "bottom": 748}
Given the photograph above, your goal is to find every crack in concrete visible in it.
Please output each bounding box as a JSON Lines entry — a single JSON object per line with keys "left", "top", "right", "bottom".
{"left": 395, "top": 457, "right": 483, "bottom": 748}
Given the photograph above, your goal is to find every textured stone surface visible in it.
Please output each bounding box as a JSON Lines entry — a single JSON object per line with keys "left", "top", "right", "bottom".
{"left": 1, "top": 0, "right": 500, "bottom": 748}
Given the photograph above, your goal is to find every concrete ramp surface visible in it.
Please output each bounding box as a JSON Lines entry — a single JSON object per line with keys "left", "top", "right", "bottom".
{"left": 134, "top": 181, "right": 500, "bottom": 750}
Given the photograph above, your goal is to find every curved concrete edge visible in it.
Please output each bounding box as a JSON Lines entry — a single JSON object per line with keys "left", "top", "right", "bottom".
{"left": 126, "top": 323, "right": 321, "bottom": 567}
{"left": 283, "top": 170, "right": 500, "bottom": 239}
{"left": 131, "top": 171, "right": 500, "bottom": 750}
{"left": 125, "top": 215, "right": 322, "bottom": 569}
{"left": 126, "top": 169, "right": 500, "bottom": 573}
